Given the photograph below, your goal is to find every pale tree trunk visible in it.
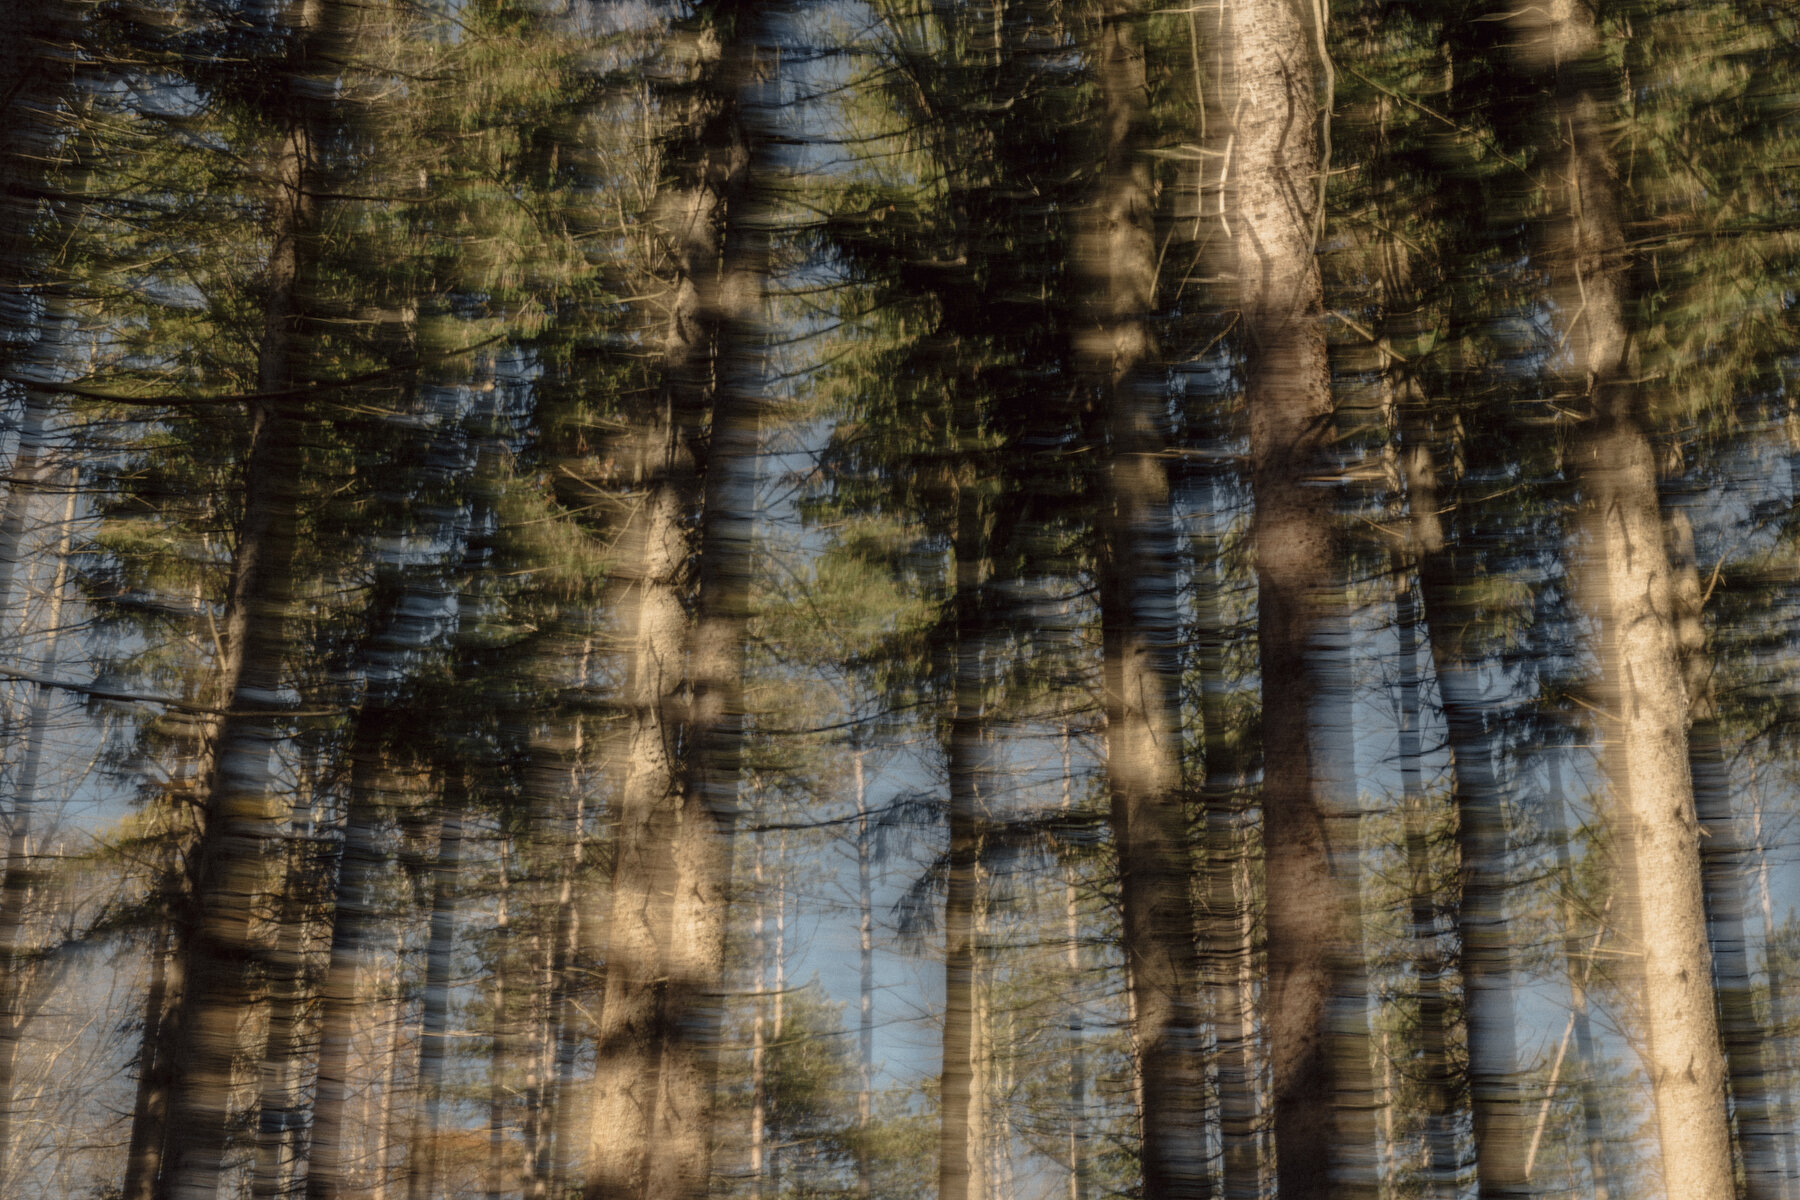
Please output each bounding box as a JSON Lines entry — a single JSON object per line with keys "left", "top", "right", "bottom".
{"left": 155, "top": 5, "right": 351, "bottom": 1196}
{"left": 940, "top": 463, "right": 991, "bottom": 1200}
{"left": 1505, "top": 7, "right": 1735, "bottom": 1197}
{"left": 0, "top": 473, "right": 77, "bottom": 1189}
{"left": 1229, "top": 0, "right": 1371, "bottom": 1194}
{"left": 1392, "top": 572, "right": 1457, "bottom": 1198}
{"left": 749, "top": 842, "right": 768, "bottom": 1200}
{"left": 855, "top": 749, "right": 874, "bottom": 1200}
{"left": 1074, "top": 4, "right": 1207, "bottom": 1195}
{"left": 1667, "top": 514, "right": 1783, "bottom": 1200}
{"left": 1058, "top": 728, "right": 1090, "bottom": 1200}
{"left": 488, "top": 854, "right": 512, "bottom": 1200}
{"left": 586, "top": 6, "right": 764, "bottom": 1196}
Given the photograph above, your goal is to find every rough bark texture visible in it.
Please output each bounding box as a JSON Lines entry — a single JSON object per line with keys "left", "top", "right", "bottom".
{"left": 1508, "top": 4, "right": 1735, "bottom": 1196}
{"left": 1074, "top": 6, "right": 1208, "bottom": 1196}
{"left": 585, "top": 9, "right": 761, "bottom": 1197}
{"left": 1230, "top": 0, "right": 1368, "bottom": 1195}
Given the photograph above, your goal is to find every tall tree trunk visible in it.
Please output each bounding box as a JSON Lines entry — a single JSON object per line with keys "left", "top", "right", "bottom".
{"left": 406, "top": 786, "right": 466, "bottom": 1200}
{"left": 1667, "top": 514, "right": 1783, "bottom": 1200}
{"left": 1506, "top": 8, "right": 1735, "bottom": 1197}
{"left": 1404, "top": 448, "right": 1529, "bottom": 1199}
{"left": 1196, "top": 474, "right": 1260, "bottom": 1200}
{"left": 154, "top": 5, "right": 349, "bottom": 1195}
{"left": 855, "top": 748, "right": 874, "bottom": 1200}
{"left": 940, "top": 467, "right": 990, "bottom": 1200}
{"left": 1547, "top": 757, "right": 1613, "bottom": 1200}
{"left": 1074, "top": 4, "right": 1207, "bottom": 1195}
{"left": 0, "top": 473, "right": 76, "bottom": 1189}
{"left": 1058, "top": 727, "right": 1090, "bottom": 1200}
{"left": 305, "top": 710, "right": 393, "bottom": 1200}
{"left": 1393, "top": 570, "right": 1458, "bottom": 1198}
{"left": 585, "top": 7, "right": 763, "bottom": 1196}
{"left": 1229, "top": 0, "right": 1370, "bottom": 1195}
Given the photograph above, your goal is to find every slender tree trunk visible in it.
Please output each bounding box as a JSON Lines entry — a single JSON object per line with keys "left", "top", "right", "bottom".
{"left": 1229, "top": 0, "right": 1369, "bottom": 1195}
{"left": 1073, "top": 5, "right": 1207, "bottom": 1195}
{"left": 488, "top": 855, "right": 512, "bottom": 1200}
{"left": 0, "top": 475, "right": 76, "bottom": 1189}
{"left": 1393, "top": 571, "right": 1457, "bottom": 1198}
{"left": 940, "top": 442, "right": 991, "bottom": 1200}
{"left": 305, "top": 711, "right": 393, "bottom": 1200}
{"left": 153, "top": 6, "right": 351, "bottom": 1196}
{"left": 1506, "top": 8, "right": 1735, "bottom": 1196}
{"left": 1546, "top": 758, "right": 1613, "bottom": 1200}
{"left": 855, "top": 748, "right": 874, "bottom": 1200}
{"left": 1403, "top": 448, "right": 1529, "bottom": 1199}
{"left": 1196, "top": 475, "right": 1259, "bottom": 1200}
{"left": 1666, "top": 514, "right": 1783, "bottom": 1200}
{"left": 406, "top": 786, "right": 467, "bottom": 1200}
{"left": 1059, "top": 728, "right": 1089, "bottom": 1200}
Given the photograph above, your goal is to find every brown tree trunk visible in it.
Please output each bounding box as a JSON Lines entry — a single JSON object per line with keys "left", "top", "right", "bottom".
{"left": 1506, "top": 7, "right": 1735, "bottom": 1197}
{"left": 154, "top": 5, "right": 349, "bottom": 1196}
{"left": 1073, "top": 4, "right": 1207, "bottom": 1194}
{"left": 1229, "top": 0, "right": 1370, "bottom": 1195}
{"left": 305, "top": 711, "right": 393, "bottom": 1200}
{"left": 406, "top": 786, "right": 466, "bottom": 1200}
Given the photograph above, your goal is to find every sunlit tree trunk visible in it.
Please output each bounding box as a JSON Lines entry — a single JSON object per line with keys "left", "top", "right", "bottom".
{"left": 586, "top": 7, "right": 762, "bottom": 1196}
{"left": 1229, "top": 0, "right": 1370, "bottom": 1195}
{"left": 1667, "top": 514, "right": 1783, "bottom": 1200}
{"left": 940, "top": 466, "right": 991, "bottom": 1200}
{"left": 1074, "top": 4, "right": 1207, "bottom": 1195}
{"left": 1506, "top": 7, "right": 1735, "bottom": 1197}
{"left": 0, "top": 474, "right": 76, "bottom": 1189}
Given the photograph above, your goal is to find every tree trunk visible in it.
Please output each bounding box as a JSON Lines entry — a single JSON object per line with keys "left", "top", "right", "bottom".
{"left": 1506, "top": 7, "right": 1736, "bottom": 1197}
{"left": 0, "top": 474, "right": 75, "bottom": 1189}
{"left": 1074, "top": 5, "right": 1208, "bottom": 1195}
{"left": 855, "top": 749, "right": 874, "bottom": 1200}
{"left": 1229, "top": 0, "right": 1369, "bottom": 1195}
{"left": 154, "top": 5, "right": 348, "bottom": 1195}
{"left": 406, "top": 786, "right": 466, "bottom": 1200}
{"left": 305, "top": 710, "right": 393, "bottom": 1200}
{"left": 1393, "top": 571, "right": 1458, "bottom": 1198}
{"left": 940, "top": 468, "right": 990, "bottom": 1200}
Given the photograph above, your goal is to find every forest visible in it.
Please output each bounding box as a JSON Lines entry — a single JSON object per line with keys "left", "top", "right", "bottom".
{"left": 0, "top": 0, "right": 1798, "bottom": 1197}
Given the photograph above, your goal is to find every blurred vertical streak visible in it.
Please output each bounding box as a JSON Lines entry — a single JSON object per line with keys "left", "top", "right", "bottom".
{"left": 1072, "top": 0, "right": 1207, "bottom": 1193}
{"left": 1229, "top": 0, "right": 1373, "bottom": 1194}
{"left": 1504, "top": 4, "right": 1735, "bottom": 1196}
{"left": 154, "top": 3, "right": 355, "bottom": 1196}
{"left": 1547, "top": 758, "right": 1613, "bottom": 1200}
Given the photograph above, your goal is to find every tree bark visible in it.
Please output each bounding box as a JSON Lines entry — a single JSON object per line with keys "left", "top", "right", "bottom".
{"left": 1073, "top": 4, "right": 1208, "bottom": 1194}
{"left": 1505, "top": 7, "right": 1736, "bottom": 1197}
{"left": 1229, "top": 0, "right": 1370, "bottom": 1195}
{"left": 154, "top": 5, "right": 349, "bottom": 1196}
